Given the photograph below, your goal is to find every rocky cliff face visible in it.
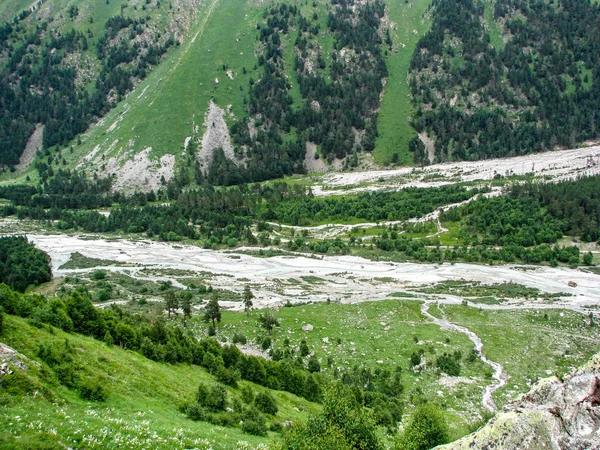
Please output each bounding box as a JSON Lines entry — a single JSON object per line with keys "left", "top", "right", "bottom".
{"left": 439, "top": 354, "right": 600, "bottom": 450}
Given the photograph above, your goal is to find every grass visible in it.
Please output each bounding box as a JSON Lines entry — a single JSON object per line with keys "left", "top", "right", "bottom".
{"left": 374, "top": 0, "right": 432, "bottom": 166}
{"left": 0, "top": 0, "right": 36, "bottom": 21}
{"left": 482, "top": 0, "right": 504, "bottom": 51}
{"left": 439, "top": 305, "right": 600, "bottom": 405}
{"left": 416, "top": 280, "right": 567, "bottom": 300}
{"left": 0, "top": 314, "right": 317, "bottom": 449}
{"left": 212, "top": 300, "right": 502, "bottom": 436}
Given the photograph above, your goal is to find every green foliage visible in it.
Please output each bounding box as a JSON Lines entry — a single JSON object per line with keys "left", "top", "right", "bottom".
{"left": 91, "top": 270, "right": 107, "bottom": 280}
{"left": 195, "top": 382, "right": 228, "bottom": 412}
{"left": 281, "top": 385, "right": 383, "bottom": 450}
{"left": 241, "top": 406, "right": 268, "bottom": 436}
{"left": 203, "top": 295, "right": 222, "bottom": 328}
{"left": 435, "top": 352, "right": 461, "bottom": 376}
{"left": 78, "top": 377, "right": 109, "bottom": 402}
{"left": 410, "top": 0, "right": 600, "bottom": 163}
{"left": 243, "top": 285, "right": 254, "bottom": 314}
{"left": 215, "top": 365, "right": 240, "bottom": 387}
{"left": 396, "top": 403, "right": 449, "bottom": 450}
{"left": 254, "top": 390, "right": 278, "bottom": 415}
{"left": 257, "top": 311, "right": 280, "bottom": 335}
{"left": 233, "top": 332, "right": 247, "bottom": 344}
{"left": 307, "top": 356, "right": 321, "bottom": 373}
{"left": 0, "top": 237, "right": 51, "bottom": 292}
{"left": 270, "top": 185, "right": 486, "bottom": 226}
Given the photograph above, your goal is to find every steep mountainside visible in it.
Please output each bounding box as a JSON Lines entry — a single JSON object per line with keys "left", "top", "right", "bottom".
{"left": 0, "top": 0, "right": 599, "bottom": 191}
{"left": 410, "top": 0, "right": 600, "bottom": 164}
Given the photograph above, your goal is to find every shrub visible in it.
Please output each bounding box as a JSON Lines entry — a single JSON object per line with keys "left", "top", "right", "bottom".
{"left": 241, "top": 386, "right": 255, "bottom": 404}
{"left": 396, "top": 403, "right": 449, "bottom": 450}
{"left": 216, "top": 365, "right": 240, "bottom": 387}
{"left": 270, "top": 421, "right": 283, "bottom": 432}
{"left": 0, "top": 306, "right": 3, "bottom": 334}
{"left": 196, "top": 382, "right": 227, "bottom": 411}
{"left": 308, "top": 356, "right": 321, "bottom": 373}
{"left": 233, "top": 332, "right": 247, "bottom": 344}
{"left": 186, "top": 402, "right": 207, "bottom": 421}
{"left": 261, "top": 336, "right": 272, "bottom": 350}
{"left": 78, "top": 377, "right": 108, "bottom": 402}
{"left": 436, "top": 352, "right": 461, "bottom": 376}
{"left": 241, "top": 406, "right": 267, "bottom": 436}
{"left": 91, "top": 270, "right": 106, "bottom": 280}
{"left": 254, "top": 390, "right": 278, "bottom": 415}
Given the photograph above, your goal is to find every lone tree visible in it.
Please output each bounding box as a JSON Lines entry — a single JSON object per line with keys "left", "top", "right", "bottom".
{"left": 203, "top": 294, "right": 222, "bottom": 329}
{"left": 243, "top": 285, "right": 254, "bottom": 315}
{"left": 165, "top": 291, "right": 178, "bottom": 320}
{"left": 397, "top": 403, "right": 449, "bottom": 450}
{"left": 257, "top": 311, "right": 279, "bottom": 335}
{"left": 180, "top": 292, "right": 193, "bottom": 327}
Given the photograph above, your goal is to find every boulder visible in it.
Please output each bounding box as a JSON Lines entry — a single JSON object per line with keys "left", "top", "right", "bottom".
{"left": 438, "top": 353, "right": 600, "bottom": 450}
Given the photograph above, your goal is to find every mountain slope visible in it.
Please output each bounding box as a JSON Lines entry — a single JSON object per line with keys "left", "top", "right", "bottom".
{"left": 1, "top": 0, "right": 600, "bottom": 191}
{"left": 409, "top": 0, "right": 600, "bottom": 164}
{"left": 0, "top": 314, "right": 315, "bottom": 448}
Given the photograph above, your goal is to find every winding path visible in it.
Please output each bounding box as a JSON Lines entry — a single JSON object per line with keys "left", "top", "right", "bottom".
{"left": 420, "top": 302, "right": 507, "bottom": 411}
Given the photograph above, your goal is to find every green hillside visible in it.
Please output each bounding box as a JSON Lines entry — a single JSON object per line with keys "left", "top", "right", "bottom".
{"left": 1, "top": 0, "right": 600, "bottom": 189}
{"left": 0, "top": 313, "right": 316, "bottom": 449}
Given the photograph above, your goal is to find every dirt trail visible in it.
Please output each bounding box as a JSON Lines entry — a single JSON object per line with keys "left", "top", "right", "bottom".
{"left": 421, "top": 302, "right": 507, "bottom": 411}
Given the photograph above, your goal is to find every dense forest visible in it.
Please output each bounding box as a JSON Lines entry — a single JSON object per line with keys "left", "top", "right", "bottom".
{"left": 1, "top": 170, "right": 598, "bottom": 266}
{"left": 0, "top": 236, "right": 51, "bottom": 292}
{"left": 0, "top": 3, "right": 174, "bottom": 167}
{"left": 409, "top": 0, "right": 600, "bottom": 164}
{"left": 219, "top": 0, "right": 388, "bottom": 184}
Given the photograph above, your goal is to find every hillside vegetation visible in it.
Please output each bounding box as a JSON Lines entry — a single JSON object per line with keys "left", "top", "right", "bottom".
{"left": 0, "top": 313, "right": 312, "bottom": 449}
{"left": 2, "top": 0, "right": 599, "bottom": 188}
{"left": 409, "top": 0, "right": 600, "bottom": 164}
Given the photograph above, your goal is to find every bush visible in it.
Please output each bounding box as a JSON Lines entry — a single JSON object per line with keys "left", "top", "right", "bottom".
{"left": 261, "top": 336, "right": 272, "bottom": 350}
{"left": 241, "top": 406, "right": 268, "bottom": 436}
{"left": 0, "top": 306, "right": 3, "bottom": 334}
{"left": 196, "top": 382, "right": 227, "bottom": 411}
{"left": 78, "top": 377, "right": 108, "bottom": 402}
{"left": 216, "top": 365, "right": 240, "bottom": 387}
{"left": 396, "top": 403, "right": 449, "bottom": 450}
{"left": 270, "top": 421, "right": 283, "bottom": 432}
{"left": 308, "top": 356, "right": 321, "bottom": 373}
{"left": 233, "top": 332, "right": 247, "bottom": 344}
{"left": 254, "top": 390, "right": 278, "bottom": 415}
{"left": 186, "top": 402, "right": 207, "bottom": 421}
{"left": 436, "top": 352, "right": 461, "bottom": 376}
{"left": 91, "top": 270, "right": 106, "bottom": 280}
{"left": 241, "top": 386, "right": 255, "bottom": 404}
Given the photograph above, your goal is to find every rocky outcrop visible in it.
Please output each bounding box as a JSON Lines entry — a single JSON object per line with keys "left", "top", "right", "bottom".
{"left": 0, "top": 342, "right": 40, "bottom": 377}
{"left": 439, "top": 353, "right": 600, "bottom": 450}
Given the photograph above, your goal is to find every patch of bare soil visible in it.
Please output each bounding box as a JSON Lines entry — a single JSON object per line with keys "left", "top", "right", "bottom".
{"left": 304, "top": 142, "right": 328, "bottom": 172}
{"left": 104, "top": 147, "right": 175, "bottom": 194}
{"left": 198, "top": 100, "right": 237, "bottom": 172}
{"left": 16, "top": 124, "right": 44, "bottom": 173}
